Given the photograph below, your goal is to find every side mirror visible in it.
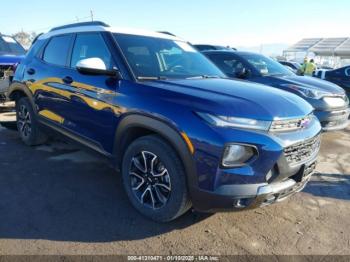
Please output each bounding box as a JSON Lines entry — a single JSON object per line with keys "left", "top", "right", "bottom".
{"left": 76, "top": 58, "right": 121, "bottom": 78}
{"left": 235, "top": 67, "right": 250, "bottom": 79}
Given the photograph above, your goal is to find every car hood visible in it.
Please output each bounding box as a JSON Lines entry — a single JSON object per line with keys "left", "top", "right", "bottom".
{"left": 266, "top": 74, "right": 345, "bottom": 95}
{"left": 141, "top": 78, "right": 313, "bottom": 121}
{"left": 0, "top": 54, "right": 24, "bottom": 65}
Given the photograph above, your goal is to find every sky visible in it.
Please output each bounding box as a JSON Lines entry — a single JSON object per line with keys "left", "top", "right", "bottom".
{"left": 1, "top": 0, "right": 349, "bottom": 48}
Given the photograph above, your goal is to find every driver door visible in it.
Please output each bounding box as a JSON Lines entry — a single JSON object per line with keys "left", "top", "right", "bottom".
{"left": 62, "top": 32, "right": 119, "bottom": 153}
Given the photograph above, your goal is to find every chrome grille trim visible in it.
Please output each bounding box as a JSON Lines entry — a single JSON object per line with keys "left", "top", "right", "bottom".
{"left": 284, "top": 135, "right": 321, "bottom": 165}
{"left": 270, "top": 114, "right": 314, "bottom": 132}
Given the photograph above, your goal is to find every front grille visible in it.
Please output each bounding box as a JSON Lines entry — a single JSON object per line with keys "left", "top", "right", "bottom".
{"left": 270, "top": 114, "right": 313, "bottom": 132}
{"left": 284, "top": 135, "right": 321, "bottom": 165}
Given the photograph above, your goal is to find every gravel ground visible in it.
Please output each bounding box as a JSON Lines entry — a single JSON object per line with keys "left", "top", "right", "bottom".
{"left": 0, "top": 111, "right": 349, "bottom": 255}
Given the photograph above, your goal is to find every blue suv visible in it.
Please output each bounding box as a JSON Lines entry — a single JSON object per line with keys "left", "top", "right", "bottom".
{"left": 9, "top": 22, "right": 322, "bottom": 222}
{"left": 0, "top": 34, "right": 25, "bottom": 101}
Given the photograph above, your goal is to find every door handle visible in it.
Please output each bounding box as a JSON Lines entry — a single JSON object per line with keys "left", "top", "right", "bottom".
{"left": 62, "top": 76, "right": 73, "bottom": 84}
{"left": 27, "top": 68, "right": 35, "bottom": 75}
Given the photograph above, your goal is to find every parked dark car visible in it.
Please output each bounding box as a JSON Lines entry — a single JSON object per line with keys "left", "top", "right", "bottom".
{"left": 315, "top": 66, "right": 350, "bottom": 98}
{"left": 194, "top": 44, "right": 236, "bottom": 51}
{"left": 9, "top": 22, "right": 321, "bottom": 222}
{"left": 0, "top": 34, "right": 25, "bottom": 101}
{"left": 204, "top": 50, "right": 350, "bottom": 131}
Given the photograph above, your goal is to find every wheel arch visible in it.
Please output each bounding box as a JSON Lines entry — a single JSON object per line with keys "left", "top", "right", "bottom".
{"left": 114, "top": 114, "right": 198, "bottom": 189}
{"left": 8, "top": 82, "right": 36, "bottom": 111}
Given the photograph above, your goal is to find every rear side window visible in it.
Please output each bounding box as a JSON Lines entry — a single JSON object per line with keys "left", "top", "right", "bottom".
{"left": 43, "top": 35, "right": 72, "bottom": 66}
{"left": 70, "top": 33, "right": 113, "bottom": 69}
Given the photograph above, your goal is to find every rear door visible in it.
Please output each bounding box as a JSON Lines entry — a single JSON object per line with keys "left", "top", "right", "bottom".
{"left": 28, "top": 34, "right": 75, "bottom": 127}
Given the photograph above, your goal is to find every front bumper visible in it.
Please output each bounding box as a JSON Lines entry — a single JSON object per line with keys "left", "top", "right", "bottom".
{"left": 315, "top": 107, "right": 350, "bottom": 131}
{"left": 191, "top": 160, "right": 316, "bottom": 212}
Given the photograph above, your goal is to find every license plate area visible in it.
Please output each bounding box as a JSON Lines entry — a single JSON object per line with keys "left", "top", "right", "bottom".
{"left": 302, "top": 162, "right": 316, "bottom": 180}
{"left": 291, "top": 161, "right": 317, "bottom": 183}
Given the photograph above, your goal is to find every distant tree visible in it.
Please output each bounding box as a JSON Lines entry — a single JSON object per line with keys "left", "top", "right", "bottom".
{"left": 11, "top": 31, "right": 37, "bottom": 49}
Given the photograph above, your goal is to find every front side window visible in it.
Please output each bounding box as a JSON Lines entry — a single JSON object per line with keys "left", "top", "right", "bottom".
{"left": 43, "top": 35, "right": 72, "bottom": 66}
{"left": 114, "top": 34, "right": 225, "bottom": 79}
{"left": 241, "top": 53, "right": 294, "bottom": 76}
{"left": 71, "top": 33, "right": 113, "bottom": 69}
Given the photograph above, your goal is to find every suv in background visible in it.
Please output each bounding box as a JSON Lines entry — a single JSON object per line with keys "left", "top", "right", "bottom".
{"left": 0, "top": 34, "right": 25, "bottom": 102}
{"left": 203, "top": 50, "right": 350, "bottom": 131}
{"left": 9, "top": 22, "right": 321, "bottom": 222}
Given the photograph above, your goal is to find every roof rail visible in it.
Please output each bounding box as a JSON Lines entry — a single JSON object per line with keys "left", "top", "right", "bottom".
{"left": 157, "top": 31, "right": 177, "bottom": 37}
{"left": 50, "top": 21, "right": 110, "bottom": 32}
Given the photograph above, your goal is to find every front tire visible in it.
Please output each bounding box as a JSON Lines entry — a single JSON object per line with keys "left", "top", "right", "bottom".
{"left": 16, "top": 97, "right": 47, "bottom": 146}
{"left": 122, "top": 135, "right": 191, "bottom": 222}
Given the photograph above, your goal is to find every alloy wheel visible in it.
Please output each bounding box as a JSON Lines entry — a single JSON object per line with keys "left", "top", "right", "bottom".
{"left": 129, "top": 151, "right": 171, "bottom": 210}
{"left": 17, "top": 104, "right": 32, "bottom": 138}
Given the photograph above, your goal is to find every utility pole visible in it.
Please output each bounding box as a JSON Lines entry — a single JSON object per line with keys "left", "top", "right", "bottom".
{"left": 90, "top": 10, "right": 94, "bottom": 21}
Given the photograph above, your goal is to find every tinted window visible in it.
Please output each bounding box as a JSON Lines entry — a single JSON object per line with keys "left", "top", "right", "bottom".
{"left": 43, "top": 35, "right": 72, "bottom": 66}
{"left": 114, "top": 34, "right": 225, "bottom": 79}
{"left": 241, "top": 53, "right": 293, "bottom": 76}
{"left": 208, "top": 54, "right": 244, "bottom": 77}
{"left": 195, "top": 45, "right": 216, "bottom": 51}
{"left": 71, "top": 33, "right": 113, "bottom": 69}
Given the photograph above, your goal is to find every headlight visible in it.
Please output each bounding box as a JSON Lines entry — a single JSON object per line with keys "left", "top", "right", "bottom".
{"left": 323, "top": 96, "right": 346, "bottom": 107}
{"left": 222, "top": 144, "right": 256, "bottom": 167}
{"left": 196, "top": 113, "right": 271, "bottom": 131}
{"left": 281, "top": 84, "right": 329, "bottom": 99}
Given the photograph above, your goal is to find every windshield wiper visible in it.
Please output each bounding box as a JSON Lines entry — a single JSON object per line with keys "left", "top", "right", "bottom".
{"left": 137, "top": 76, "right": 168, "bottom": 81}
{"left": 186, "top": 75, "right": 222, "bottom": 80}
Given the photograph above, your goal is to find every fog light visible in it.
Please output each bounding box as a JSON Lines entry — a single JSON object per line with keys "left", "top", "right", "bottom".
{"left": 222, "top": 144, "right": 255, "bottom": 167}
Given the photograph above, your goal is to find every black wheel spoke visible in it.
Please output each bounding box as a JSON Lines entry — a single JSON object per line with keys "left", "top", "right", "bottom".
{"left": 155, "top": 182, "right": 171, "bottom": 192}
{"left": 21, "top": 122, "right": 26, "bottom": 132}
{"left": 149, "top": 187, "right": 156, "bottom": 209}
{"left": 132, "top": 157, "right": 146, "bottom": 173}
{"left": 153, "top": 169, "right": 167, "bottom": 178}
{"left": 130, "top": 172, "right": 145, "bottom": 190}
{"left": 17, "top": 104, "right": 32, "bottom": 138}
{"left": 140, "top": 186, "right": 151, "bottom": 204}
{"left": 153, "top": 185, "right": 167, "bottom": 204}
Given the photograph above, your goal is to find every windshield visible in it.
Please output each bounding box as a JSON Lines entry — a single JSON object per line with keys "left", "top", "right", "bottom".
{"left": 114, "top": 34, "right": 225, "bottom": 80}
{"left": 242, "top": 53, "right": 294, "bottom": 76}
{"left": 0, "top": 36, "right": 26, "bottom": 55}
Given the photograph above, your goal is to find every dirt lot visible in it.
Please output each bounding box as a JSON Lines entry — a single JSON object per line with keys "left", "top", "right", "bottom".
{"left": 0, "top": 109, "right": 349, "bottom": 255}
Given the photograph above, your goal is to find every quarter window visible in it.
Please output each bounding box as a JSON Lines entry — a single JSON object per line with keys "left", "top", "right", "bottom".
{"left": 70, "top": 33, "right": 113, "bottom": 69}
{"left": 43, "top": 35, "right": 72, "bottom": 66}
